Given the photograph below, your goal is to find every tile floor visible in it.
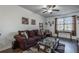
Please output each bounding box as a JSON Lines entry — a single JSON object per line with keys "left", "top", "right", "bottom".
{"left": 0, "top": 37, "right": 78, "bottom": 53}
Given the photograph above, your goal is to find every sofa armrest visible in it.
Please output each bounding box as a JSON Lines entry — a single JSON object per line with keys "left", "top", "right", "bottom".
{"left": 14, "top": 35, "right": 27, "bottom": 50}
{"left": 14, "top": 35, "right": 26, "bottom": 40}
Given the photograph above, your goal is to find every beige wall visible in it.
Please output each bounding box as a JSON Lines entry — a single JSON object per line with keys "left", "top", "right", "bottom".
{"left": 0, "top": 6, "right": 45, "bottom": 51}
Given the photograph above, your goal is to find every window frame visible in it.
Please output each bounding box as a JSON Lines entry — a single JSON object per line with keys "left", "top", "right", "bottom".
{"left": 55, "top": 16, "right": 76, "bottom": 36}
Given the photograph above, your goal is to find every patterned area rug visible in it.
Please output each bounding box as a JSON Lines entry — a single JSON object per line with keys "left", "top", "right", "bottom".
{"left": 23, "top": 47, "right": 44, "bottom": 53}
{"left": 23, "top": 43, "right": 65, "bottom": 53}
{"left": 23, "top": 37, "right": 65, "bottom": 53}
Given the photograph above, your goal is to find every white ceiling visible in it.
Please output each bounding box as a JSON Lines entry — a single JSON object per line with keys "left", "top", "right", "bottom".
{"left": 19, "top": 5, "right": 79, "bottom": 17}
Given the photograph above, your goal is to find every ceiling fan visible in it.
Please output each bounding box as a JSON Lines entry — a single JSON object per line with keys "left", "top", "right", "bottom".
{"left": 42, "top": 5, "right": 59, "bottom": 14}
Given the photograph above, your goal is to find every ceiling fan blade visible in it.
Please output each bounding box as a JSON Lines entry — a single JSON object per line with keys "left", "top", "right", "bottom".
{"left": 42, "top": 8, "right": 47, "bottom": 9}
{"left": 53, "top": 5, "right": 56, "bottom": 8}
{"left": 42, "top": 11, "right": 47, "bottom": 13}
{"left": 52, "top": 9, "right": 60, "bottom": 11}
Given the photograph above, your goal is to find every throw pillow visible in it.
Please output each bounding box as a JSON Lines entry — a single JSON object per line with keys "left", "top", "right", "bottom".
{"left": 20, "top": 32, "right": 28, "bottom": 39}
{"left": 23, "top": 32, "right": 28, "bottom": 39}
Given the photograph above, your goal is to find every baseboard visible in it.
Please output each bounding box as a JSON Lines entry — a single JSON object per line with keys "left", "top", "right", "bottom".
{"left": 0, "top": 45, "right": 12, "bottom": 52}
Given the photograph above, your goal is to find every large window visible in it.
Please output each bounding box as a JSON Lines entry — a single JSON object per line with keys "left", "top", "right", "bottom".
{"left": 56, "top": 17, "right": 74, "bottom": 32}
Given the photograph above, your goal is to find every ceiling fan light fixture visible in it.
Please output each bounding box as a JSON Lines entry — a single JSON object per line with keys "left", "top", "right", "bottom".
{"left": 42, "top": 5, "right": 59, "bottom": 14}
{"left": 48, "top": 9, "right": 52, "bottom": 13}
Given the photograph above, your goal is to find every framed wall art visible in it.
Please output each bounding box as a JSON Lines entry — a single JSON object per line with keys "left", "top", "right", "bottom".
{"left": 22, "top": 17, "right": 29, "bottom": 24}
{"left": 31, "top": 19, "right": 36, "bottom": 25}
{"left": 39, "top": 23, "right": 43, "bottom": 31}
{"left": 45, "top": 22, "right": 48, "bottom": 25}
{"left": 52, "top": 21, "right": 54, "bottom": 24}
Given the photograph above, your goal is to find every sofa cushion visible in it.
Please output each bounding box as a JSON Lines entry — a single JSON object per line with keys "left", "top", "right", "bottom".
{"left": 28, "top": 31, "right": 35, "bottom": 37}
{"left": 33, "top": 30, "right": 38, "bottom": 36}
{"left": 38, "top": 30, "right": 42, "bottom": 36}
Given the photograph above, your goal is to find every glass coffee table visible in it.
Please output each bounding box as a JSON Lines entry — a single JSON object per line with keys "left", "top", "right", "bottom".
{"left": 37, "top": 37, "right": 55, "bottom": 53}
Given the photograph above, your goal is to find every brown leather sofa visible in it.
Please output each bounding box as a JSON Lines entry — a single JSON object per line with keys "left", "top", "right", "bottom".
{"left": 13, "top": 30, "right": 46, "bottom": 50}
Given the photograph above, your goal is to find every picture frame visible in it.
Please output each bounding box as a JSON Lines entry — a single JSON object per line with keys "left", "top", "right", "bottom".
{"left": 45, "top": 22, "right": 48, "bottom": 25}
{"left": 48, "top": 21, "right": 52, "bottom": 26}
{"left": 52, "top": 21, "right": 54, "bottom": 24}
{"left": 31, "top": 19, "right": 36, "bottom": 25}
{"left": 39, "top": 23, "right": 43, "bottom": 31}
{"left": 22, "top": 17, "right": 29, "bottom": 24}
{"left": 48, "top": 21, "right": 50, "bottom": 24}
{"left": 39, "top": 23, "right": 43, "bottom": 27}
{"left": 50, "top": 23, "right": 52, "bottom": 26}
